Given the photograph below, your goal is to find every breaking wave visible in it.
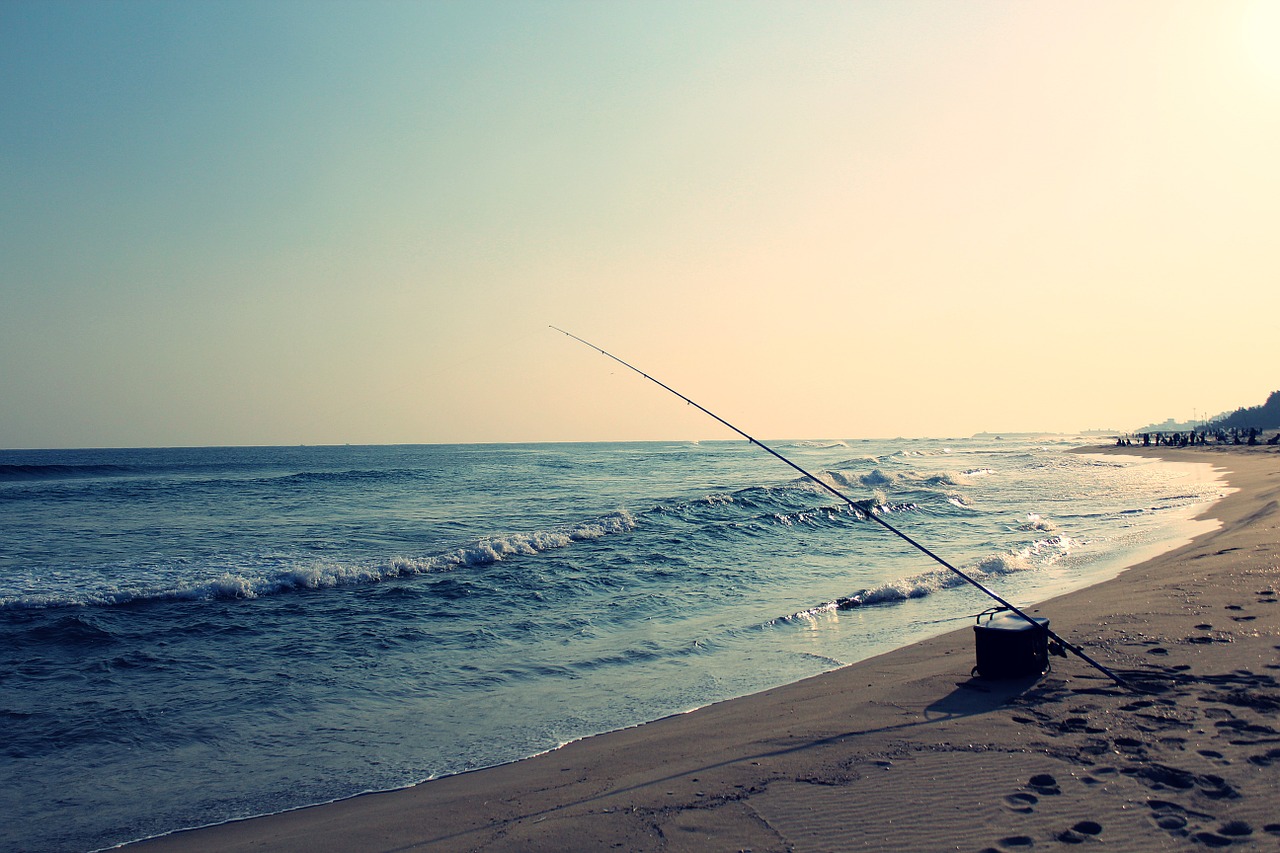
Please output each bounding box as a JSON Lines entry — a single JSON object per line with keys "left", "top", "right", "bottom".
{"left": 1017, "top": 512, "right": 1058, "bottom": 532}
{"left": 780, "top": 535, "right": 1071, "bottom": 621}
{"left": 784, "top": 440, "right": 849, "bottom": 449}
{"left": 0, "top": 510, "right": 637, "bottom": 610}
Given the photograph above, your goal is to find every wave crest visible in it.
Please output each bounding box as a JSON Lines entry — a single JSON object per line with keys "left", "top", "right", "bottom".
{"left": 1017, "top": 513, "right": 1057, "bottom": 532}
{"left": 1, "top": 510, "right": 638, "bottom": 610}
{"left": 780, "top": 543, "right": 1050, "bottom": 619}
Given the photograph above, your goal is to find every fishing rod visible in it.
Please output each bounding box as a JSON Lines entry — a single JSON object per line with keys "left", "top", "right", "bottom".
{"left": 551, "top": 325, "right": 1130, "bottom": 689}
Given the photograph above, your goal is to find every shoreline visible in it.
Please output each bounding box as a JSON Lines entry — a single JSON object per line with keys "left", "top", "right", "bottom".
{"left": 125, "top": 444, "right": 1280, "bottom": 852}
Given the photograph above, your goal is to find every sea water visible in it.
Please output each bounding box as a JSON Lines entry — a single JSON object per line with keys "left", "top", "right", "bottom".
{"left": 0, "top": 437, "right": 1224, "bottom": 852}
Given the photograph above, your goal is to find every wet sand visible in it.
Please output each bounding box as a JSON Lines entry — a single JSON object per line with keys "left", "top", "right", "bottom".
{"left": 126, "top": 444, "right": 1280, "bottom": 852}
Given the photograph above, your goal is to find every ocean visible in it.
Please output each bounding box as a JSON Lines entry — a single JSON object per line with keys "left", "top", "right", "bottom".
{"left": 0, "top": 437, "right": 1224, "bottom": 852}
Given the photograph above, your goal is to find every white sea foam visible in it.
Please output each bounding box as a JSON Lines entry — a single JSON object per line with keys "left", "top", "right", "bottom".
{"left": 1020, "top": 534, "right": 1073, "bottom": 561}
{"left": 817, "top": 466, "right": 980, "bottom": 493}
{"left": 974, "top": 552, "right": 1034, "bottom": 575}
{"left": 1017, "top": 512, "right": 1058, "bottom": 532}
{"left": 859, "top": 551, "right": 1036, "bottom": 605}
{"left": 0, "top": 509, "right": 639, "bottom": 609}
{"left": 786, "top": 543, "right": 1052, "bottom": 617}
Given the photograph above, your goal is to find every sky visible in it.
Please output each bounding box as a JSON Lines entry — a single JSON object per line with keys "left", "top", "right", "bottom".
{"left": 2, "top": 0, "right": 1278, "bottom": 448}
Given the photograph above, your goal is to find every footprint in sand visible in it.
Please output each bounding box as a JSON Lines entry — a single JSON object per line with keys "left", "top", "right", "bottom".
{"left": 1194, "top": 831, "right": 1234, "bottom": 847}
{"left": 1112, "top": 736, "right": 1145, "bottom": 754}
{"left": 1148, "top": 799, "right": 1215, "bottom": 838}
{"left": 1248, "top": 747, "right": 1280, "bottom": 767}
{"left": 1198, "top": 749, "right": 1231, "bottom": 765}
{"left": 1003, "top": 792, "right": 1038, "bottom": 813}
{"left": 1056, "top": 820, "right": 1103, "bottom": 844}
{"left": 1079, "top": 765, "right": 1118, "bottom": 787}
{"left": 996, "top": 835, "right": 1035, "bottom": 849}
{"left": 1126, "top": 764, "right": 1240, "bottom": 800}
{"left": 1078, "top": 738, "right": 1109, "bottom": 757}
{"left": 1196, "top": 774, "right": 1239, "bottom": 800}
{"left": 1154, "top": 813, "right": 1188, "bottom": 832}
{"left": 1027, "top": 773, "right": 1060, "bottom": 796}
{"left": 1215, "top": 717, "right": 1278, "bottom": 737}
{"left": 1080, "top": 763, "right": 1121, "bottom": 783}
{"left": 1193, "top": 822, "right": 1253, "bottom": 848}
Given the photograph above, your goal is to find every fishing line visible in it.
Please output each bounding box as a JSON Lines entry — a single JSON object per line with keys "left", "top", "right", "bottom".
{"left": 551, "top": 325, "right": 1130, "bottom": 689}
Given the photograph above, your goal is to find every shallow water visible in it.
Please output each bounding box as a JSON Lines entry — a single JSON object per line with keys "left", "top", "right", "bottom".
{"left": 0, "top": 437, "right": 1224, "bottom": 851}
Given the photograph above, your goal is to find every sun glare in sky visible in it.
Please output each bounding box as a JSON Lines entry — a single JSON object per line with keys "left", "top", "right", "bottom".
{"left": 1242, "top": 0, "right": 1280, "bottom": 83}
{"left": 1, "top": 0, "right": 1277, "bottom": 448}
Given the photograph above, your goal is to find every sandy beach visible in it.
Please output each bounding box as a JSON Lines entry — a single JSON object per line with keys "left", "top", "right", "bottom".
{"left": 125, "top": 443, "right": 1280, "bottom": 853}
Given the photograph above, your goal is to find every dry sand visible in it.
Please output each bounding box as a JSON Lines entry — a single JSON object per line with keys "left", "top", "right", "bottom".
{"left": 126, "top": 444, "right": 1280, "bottom": 852}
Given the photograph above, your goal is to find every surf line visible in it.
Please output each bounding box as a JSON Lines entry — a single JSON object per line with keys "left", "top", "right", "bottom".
{"left": 551, "top": 325, "right": 1130, "bottom": 690}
